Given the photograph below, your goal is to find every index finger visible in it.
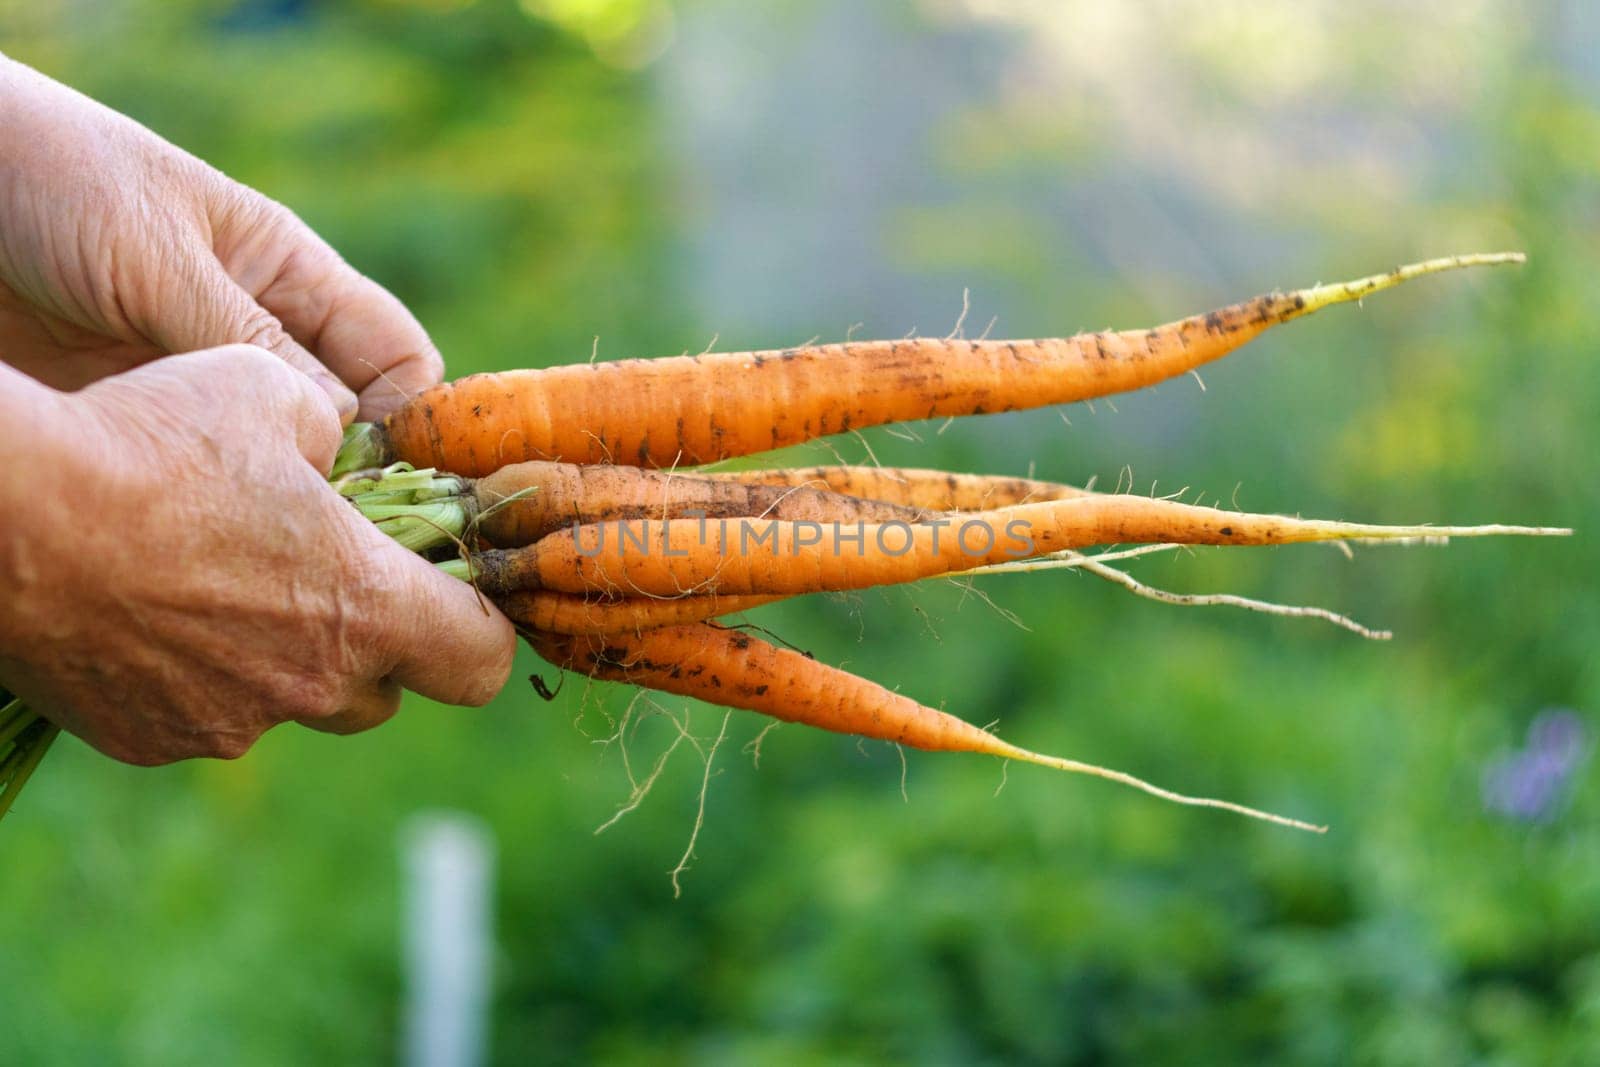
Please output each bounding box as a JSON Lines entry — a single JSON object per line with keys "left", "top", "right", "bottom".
{"left": 212, "top": 198, "right": 445, "bottom": 420}
{"left": 303, "top": 271, "right": 445, "bottom": 421}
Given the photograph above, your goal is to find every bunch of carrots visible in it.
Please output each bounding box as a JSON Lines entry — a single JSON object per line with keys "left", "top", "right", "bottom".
{"left": 0, "top": 253, "right": 1569, "bottom": 831}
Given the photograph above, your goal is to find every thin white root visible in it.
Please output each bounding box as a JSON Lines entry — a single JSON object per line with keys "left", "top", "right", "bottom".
{"left": 959, "top": 542, "right": 1181, "bottom": 578}
{"left": 743, "top": 721, "right": 780, "bottom": 768}
{"left": 1351, "top": 535, "right": 1454, "bottom": 547}
{"left": 595, "top": 704, "right": 690, "bottom": 835}
{"left": 1339, "top": 524, "right": 1570, "bottom": 539}
{"left": 671, "top": 711, "right": 731, "bottom": 898}
{"left": 1075, "top": 558, "right": 1392, "bottom": 641}
{"left": 993, "top": 738, "right": 1325, "bottom": 833}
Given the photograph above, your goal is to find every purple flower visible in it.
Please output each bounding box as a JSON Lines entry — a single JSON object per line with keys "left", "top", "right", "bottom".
{"left": 1482, "top": 709, "right": 1589, "bottom": 823}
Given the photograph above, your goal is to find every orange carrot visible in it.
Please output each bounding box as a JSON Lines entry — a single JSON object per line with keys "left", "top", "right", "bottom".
{"left": 706, "top": 465, "right": 1093, "bottom": 511}
{"left": 474, "top": 460, "right": 924, "bottom": 547}
{"left": 528, "top": 622, "right": 1322, "bottom": 830}
{"left": 472, "top": 494, "right": 1567, "bottom": 598}
{"left": 500, "top": 590, "right": 783, "bottom": 635}
{"left": 375, "top": 254, "right": 1522, "bottom": 475}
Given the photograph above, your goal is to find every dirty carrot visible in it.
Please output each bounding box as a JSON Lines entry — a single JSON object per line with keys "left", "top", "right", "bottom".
{"left": 475, "top": 460, "right": 926, "bottom": 546}
{"left": 363, "top": 254, "right": 1522, "bottom": 475}
{"left": 500, "top": 590, "right": 784, "bottom": 635}
{"left": 528, "top": 623, "right": 1323, "bottom": 831}
{"left": 470, "top": 494, "right": 1569, "bottom": 598}
{"left": 705, "top": 464, "right": 1093, "bottom": 511}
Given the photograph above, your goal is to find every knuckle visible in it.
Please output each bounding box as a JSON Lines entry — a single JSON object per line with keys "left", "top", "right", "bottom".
{"left": 215, "top": 183, "right": 301, "bottom": 237}
{"left": 96, "top": 736, "right": 174, "bottom": 768}
{"left": 90, "top": 726, "right": 256, "bottom": 766}
{"left": 238, "top": 311, "right": 292, "bottom": 357}
{"left": 198, "top": 344, "right": 332, "bottom": 425}
{"left": 327, "top": 684, "right": 402, "bottom": 736}
{"left": 208, "top": 341, "right": 285, "bottom": 374}
{"left": 199, "top": 731, "right": 257, "bottom": 761}
{"left": 206, "top": 176, "right": 265, "bottom": 227}
{"left": 300, "top": 404, "right": 345, "bottom": 465}
{"left": 336, "top": 541, "right": 399, "bottom": 614}
{"left": 257, "top": 196, "right": 307, "bottom": 234}
{"left": 214, "top": 341, "right": 332, "bottom": 419}
{"left": 268, "top": 671, "right": 344, "bottom": 725}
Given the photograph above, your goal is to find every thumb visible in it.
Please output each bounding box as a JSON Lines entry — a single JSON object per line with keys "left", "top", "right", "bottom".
{"left": 371, "top": 536, "right": 518, "bottom": 709}
{"left": 147, "top": 253, "right": 359, "bottom": 423}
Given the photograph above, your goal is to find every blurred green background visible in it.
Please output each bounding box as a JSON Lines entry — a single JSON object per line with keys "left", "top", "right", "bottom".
{"left": 2, "top": 0, "right": 1597, "bottom": 1063}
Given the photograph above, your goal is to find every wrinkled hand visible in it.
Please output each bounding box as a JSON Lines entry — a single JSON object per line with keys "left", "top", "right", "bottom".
{"left": 0, "top": 347, "right": 516, "bottom": 765}
{"left": 0, "top": 55, "right": 437, "bottom": 420}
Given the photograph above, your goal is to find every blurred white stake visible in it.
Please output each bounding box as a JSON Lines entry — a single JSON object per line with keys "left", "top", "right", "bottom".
{"left": 403, "top": 813, "right": 495, "bottom": 1067}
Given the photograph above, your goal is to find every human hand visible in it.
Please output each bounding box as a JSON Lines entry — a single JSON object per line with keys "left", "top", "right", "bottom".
{"left": 0, "top": 55, "right": 439, "bottom": 421}
{"left": 0, "top": 347, "right": 516, "bottom": 764}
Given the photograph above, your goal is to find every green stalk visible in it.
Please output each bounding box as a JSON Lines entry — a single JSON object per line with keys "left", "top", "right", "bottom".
{"left": 0, "top": 704, "right": 36, "bottom": 750}
{"left": 328, "top": 422, "right": 388, "bottom": 480}
{"left": 335, "top": 464, "right": 462, "bottom": 502}
{"left": 0, "top": 688, "right": 51, "bottom": 823}
{"left": 0, "top": 722, "right": 60, "bottom": 821}
{"left": 362, "top": 501, "right": 471, "bottom": 553}
{"left": 0, "top": 740, "right": 26, "bottom": 785}
{"left": 344, "top": 463, "right": 474, "bottom": 553}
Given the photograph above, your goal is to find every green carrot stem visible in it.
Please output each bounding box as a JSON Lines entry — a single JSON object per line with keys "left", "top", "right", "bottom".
{"left": 329, "top": 422, "right": 387, "bottom": 480}
{"left": 0, "top": 705, "right": 38, "bottom": 750}
{"left": 437, "top": 558, "right": 477, "bottom": 582}
{"left": 361, "top": 501, "right": 471, "bottom": 553}
{"left": 0, "top": 723, "right": 60, "bottom": 820}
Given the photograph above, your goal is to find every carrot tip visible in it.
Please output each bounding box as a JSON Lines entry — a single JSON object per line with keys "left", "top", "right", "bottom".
{"left": 988, "top": 737, "right": 1324, "bottom": 832}
{"left": 1347, "top": 524, "right": 1573, "bottom": 543}
{"left": 1290, "top": 251, "right": 1526, "bottom": 319}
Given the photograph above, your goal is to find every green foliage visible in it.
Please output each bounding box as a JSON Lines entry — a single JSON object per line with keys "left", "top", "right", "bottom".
{"left": 1, "top": 2, "right": 1596, "bottom": 1064}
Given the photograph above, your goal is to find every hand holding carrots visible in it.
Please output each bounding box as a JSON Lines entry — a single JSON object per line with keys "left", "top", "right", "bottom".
{"left": 0, "top": 55, "right": 441, "bottom": 421}
{"left": 0, "top": 348, "right": 515, "bottom": 766}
